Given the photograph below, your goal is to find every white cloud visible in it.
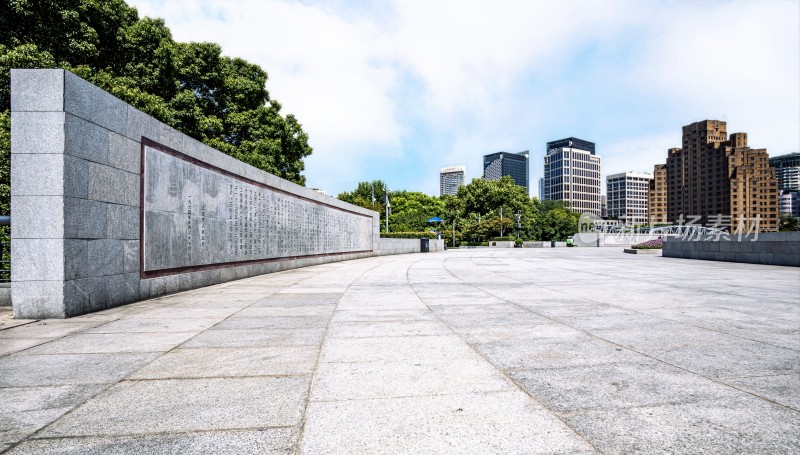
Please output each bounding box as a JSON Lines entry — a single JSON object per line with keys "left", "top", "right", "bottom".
{"left": 128, "top": 0, "right": 799, "bottom": 196}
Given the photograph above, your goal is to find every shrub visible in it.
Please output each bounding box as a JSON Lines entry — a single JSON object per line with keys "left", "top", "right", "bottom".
{"left": 380, "top": 232, "right": 438, "bottom": 239}
{"left": 632, "top": 238, "right": 663, "bottom": 249}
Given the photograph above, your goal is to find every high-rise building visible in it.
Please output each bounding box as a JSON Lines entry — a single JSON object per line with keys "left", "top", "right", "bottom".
{"left": 542, "top": 137, "right": 601, "bottom": 216}
{"left": 648, "top": 163, "right": 668, "bottom": 224}
{"left": 483, "top": 151, "right": 529, "bottom": 193}
{"left": 440, "top": 165, "right": 465, "bottom": 196}
{"left": 606, "top": 172, "right": 653, "bottom": 226}
{"left": 769, "top": 152, "right": 800, "bottom": 191}
{"left": 659, "top": 120, "right": 778, "bottom": 232}
{"left": 600, "top": 195, "right": 607, "bottom": 218}
{"left": 778, "top": 191, "right": 800, "bottom": 217}
{"left": 538, "top": 178, "right": 544, "bottom": 200}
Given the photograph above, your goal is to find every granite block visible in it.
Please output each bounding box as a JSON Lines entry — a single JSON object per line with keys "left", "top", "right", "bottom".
{"left": 11, "top": 239, "right": 64, "bottom": 281}
{"left": 87, "top": 239, "right": 124, "bottom": 276}
{"left": 146, "top": 277, "right": 166, "bottom": 299}
{"left": 64, "top": 239, "right": 88, "bottom": 280}
{"left": 10, "top": 111, "right": 65, "bottom": 155}
{"left": 123, "top": 240, "right": 139, "bottom": 273}
{"left": 10, "top": 281, "right": 66, "bottom": 319}
{"left": 62, "top": 273, "right": 139, "bottom": 316}
{"left": 64, "top": 198, "right": 107, "bottom": 239}
{"left": 155, "top": 122, "right": 185, "bottom": 152}
{"left": 163, "top": 274, "right": 182, "bottom": 295}
{"left": 138, "top": 279, "right": 152, "bottom": 300}
{"left": 106, "top": 204, "right": 139, "bottom": 240}
{"left": 64, "top": 113, "right": 109, "bottom": 164}
{"left": 87, "top": 163, "right": 138, "bottom": 206}
{"left": 105, "top": 272, "right": 141, "bottom": 308}
{"left": 125, "top": 106, "right": 157, "bottom": 142}
{"left": 10, "top": 154, "right": 64, "bottom": 196}
{"left": 108, "top": 132, "right": 140, "bottom": 174}
{"left": 10, "top": 196, "right": 64, "bottom": 239}
{"left": 62, "top": 154, "right": 89, "bottom": 199}
{"left": 10, "top": 69, "right": 64, "bottom": 112}
{"left": 63, "top": 276, "right": 109, "bottom": 316}
{"left": 64, "top": 72, "right": 127, "bottom": 136}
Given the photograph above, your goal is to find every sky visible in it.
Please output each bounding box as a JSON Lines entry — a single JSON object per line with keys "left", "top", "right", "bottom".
{"left": 127, "top": 0, "right": 800, "bottom": 198}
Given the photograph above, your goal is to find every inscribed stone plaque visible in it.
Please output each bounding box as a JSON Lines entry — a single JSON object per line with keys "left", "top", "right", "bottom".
{"left": 141, "top": 140, "right": 373, "bottom": 275}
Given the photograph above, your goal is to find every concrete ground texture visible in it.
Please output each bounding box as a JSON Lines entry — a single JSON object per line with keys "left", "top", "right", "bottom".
{"left": 0, "top": 248, "right": 798, "bottom": 454}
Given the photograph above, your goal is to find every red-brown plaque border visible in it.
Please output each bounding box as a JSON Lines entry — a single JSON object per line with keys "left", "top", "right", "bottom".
{"left": 139, "top": 137, "right": 373, "bottom": 279}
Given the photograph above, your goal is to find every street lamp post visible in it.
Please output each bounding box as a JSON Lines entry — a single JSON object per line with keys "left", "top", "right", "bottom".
{"left": 384, "top": 190, "right": 390, "bottom": 233}
{"left": 500, "top": 207, "right": 504, "bottom": 237}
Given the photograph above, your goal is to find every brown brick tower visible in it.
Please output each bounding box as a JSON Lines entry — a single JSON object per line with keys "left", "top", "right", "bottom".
{"left": 656, "top": 120, "right": 778, "bottom": 232}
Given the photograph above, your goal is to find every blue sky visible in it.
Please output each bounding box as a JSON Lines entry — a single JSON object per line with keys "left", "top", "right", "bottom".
{"left": 128, "top": 0, "right": 800, "bottom": 198}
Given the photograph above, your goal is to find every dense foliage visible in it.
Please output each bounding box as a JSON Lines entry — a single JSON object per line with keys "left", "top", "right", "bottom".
{"left": 779, "top": 213, "right": 798, "bottom": 232}
{"left": 339, "top": 176, "right": 581, "bottom": 245}
{"left": 0, "top": 0, "right": 313, "bottom": 218}
{"left": 379, "top": 232, "right": 439, "bottom": 239}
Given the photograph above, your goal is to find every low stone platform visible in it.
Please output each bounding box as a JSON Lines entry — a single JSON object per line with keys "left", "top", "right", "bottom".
{"left": 0, "top": 248, "right": 798, "bottom": 453}
{"left": 623, "top": 248, "right": 662, "bottom": 255}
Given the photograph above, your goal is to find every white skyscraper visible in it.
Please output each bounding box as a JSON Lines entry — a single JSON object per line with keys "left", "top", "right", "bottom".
{"left": 606, "top": 172, "right": 653, "bottom": 226}
{"left": 440, "top": 165, "right": 466, "bottom": 196}
{"left": 543, "top": 138, "right": 601, "bottom": 216}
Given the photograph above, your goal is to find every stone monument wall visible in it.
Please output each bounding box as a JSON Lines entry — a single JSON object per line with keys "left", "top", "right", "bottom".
{"left": 10, "top": 69, "right": 380, "bottom": 318}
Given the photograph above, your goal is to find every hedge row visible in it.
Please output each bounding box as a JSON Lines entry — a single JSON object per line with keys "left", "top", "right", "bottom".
{"left": 380, "top": 232, "right": 439, "bottom": 239}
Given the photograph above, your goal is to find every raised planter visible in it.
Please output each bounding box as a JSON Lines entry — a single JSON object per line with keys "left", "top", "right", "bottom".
{"left": 624, "top": 248, "right": 662, "bottom": 255}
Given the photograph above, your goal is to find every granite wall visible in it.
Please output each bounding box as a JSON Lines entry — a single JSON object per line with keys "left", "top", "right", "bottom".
{"left": 663, "top": 232, "right": 800, "bottom": 267}
{"left": 10, "top": 69, "right": 382, "bottom": 318}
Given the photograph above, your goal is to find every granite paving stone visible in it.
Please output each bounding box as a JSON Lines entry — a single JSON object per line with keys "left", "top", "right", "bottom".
{"left": 1, "top": 248, "right": 797, "bottom": 453}
{"left": 22, "top": 332, "right": 198, "bottom": 355}
{"left": 723, "top": 374, "right": 800, "bottom": 410}
{"left": 129, "top": 346, "right": 318, "bottom": 379}
{"left": 39, "top": 377, "right": 309, "bottom": 437}
{"left": 82, "top": 318, "right": 219, "bottom": 334}
{"left": 311, "top": 357, "right": 514, "bottom": 401}
{"left": 7, "top": 428, "right": 298, "bottom": 455}
{"left": 0, "top": 384, "right": 108, "bottom": 444}
{"left": 562, "top": 396, "right": 800, "bottom": 454}
{"left": 507, "top": 360, "right": 742, "bottom": 413}
{"left": 326, "top": 320, "right": 450, "bottom": 339}
{"left": 0, "top": 339, "right": 52, "bottom": 357}
{"left": 181, "top": 328, "right": 325, "bottom": 349}
{"left": 0, "top": 353, "right": 161, "bottom": 387}
{"left": 301, "top": 391, "right": 596, "bottom": 454}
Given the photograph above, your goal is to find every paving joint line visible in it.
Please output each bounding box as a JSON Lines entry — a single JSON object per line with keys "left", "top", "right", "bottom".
{"left": 451, "top": 252, "right": 800, "bottom": 415}
{"left": 405, "top": 255, "right": 606, "bottom": 455}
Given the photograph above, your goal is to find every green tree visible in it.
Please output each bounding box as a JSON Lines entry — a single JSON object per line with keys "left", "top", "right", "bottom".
{"left": 0, "top": 0, "right": 313, "bottom": 219}
{"left": 779, "top": 213, "right": 799, "bottom": 232}
{"left": 536, "top": 208, "right": 580, "bottom": 241}
{"left": 337, "top": 180, "right": 391, "bottom": 230}
{"left": 387, "top": 191, "right": 445, "bottom": 233}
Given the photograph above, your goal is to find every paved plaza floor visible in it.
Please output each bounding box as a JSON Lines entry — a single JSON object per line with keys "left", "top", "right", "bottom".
{"left": 0, "top": 248, "right": 798, "bottom": 454}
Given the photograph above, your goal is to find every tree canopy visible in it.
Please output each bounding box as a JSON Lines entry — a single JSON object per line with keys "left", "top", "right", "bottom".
{"left": 338, "top": 177, "right": 581, "bottom": 243}
{"left": 0, "top": 0, "right": 313, "bottom": 216}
